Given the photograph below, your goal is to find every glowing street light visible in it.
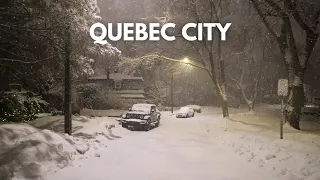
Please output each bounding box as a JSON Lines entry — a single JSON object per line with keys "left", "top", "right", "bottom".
{"left": 182, "top": 57, "right": 190, "bottom": 64}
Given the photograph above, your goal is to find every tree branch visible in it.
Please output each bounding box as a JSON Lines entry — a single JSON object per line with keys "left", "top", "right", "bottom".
{"left": 0, "top": 55, "right": 56, "bottom": 64}
{"left": 284, "top": 0, "right": 317, "bottom": 33}
{"left": 250, "top": 0, "right": 280, "bottom": 41}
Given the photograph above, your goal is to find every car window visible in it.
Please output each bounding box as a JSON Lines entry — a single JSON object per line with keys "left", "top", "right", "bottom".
{"left": 151, "top": 106, "right": 156, "bottom": 112}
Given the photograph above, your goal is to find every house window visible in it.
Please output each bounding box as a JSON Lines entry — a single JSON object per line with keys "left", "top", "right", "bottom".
{"left": 115, "top": 80, "right": 122, "bottom": 90}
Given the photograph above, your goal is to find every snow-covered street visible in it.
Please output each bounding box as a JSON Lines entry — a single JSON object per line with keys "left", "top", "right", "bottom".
{"left": 40, "top": 111, "right": 318, "bottom": 180}
{"left": 2, "top": 107, "right": 319, "bottom": 180}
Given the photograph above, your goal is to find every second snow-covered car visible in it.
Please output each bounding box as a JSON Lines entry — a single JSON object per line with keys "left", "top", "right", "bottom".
{"left": 121, "top": 104, "right": 161, "bottom": 131}
{"left": 176, "top": 107, "right": 194, "bottom": 118}
{"left": 301, "top": 97, "right": 320, "bottom": 116}
{"left": 186, "top": 105, "right": 202, "bottom": 113}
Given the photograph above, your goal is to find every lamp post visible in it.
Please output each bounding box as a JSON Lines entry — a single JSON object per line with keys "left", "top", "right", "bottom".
{"left": 170, "top": 57, "right": 190, "bottom": 114}
{"left": 171, "top": 72, "right": 174, "bottom": 113}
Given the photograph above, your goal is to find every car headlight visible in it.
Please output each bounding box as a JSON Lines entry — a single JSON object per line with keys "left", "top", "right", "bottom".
{"left": 122, "top": 114, "right": 127, "bottom": 118}
{"left": 143, "top": 115, "right": 150, "bottom": 120}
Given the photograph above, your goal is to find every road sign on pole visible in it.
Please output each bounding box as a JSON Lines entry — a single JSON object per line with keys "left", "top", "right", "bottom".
{"left": 278, "top": 79, "right": 288, "bottom": 96}
{"left": 278, "top": 79, "right": 288, "bottom": 139}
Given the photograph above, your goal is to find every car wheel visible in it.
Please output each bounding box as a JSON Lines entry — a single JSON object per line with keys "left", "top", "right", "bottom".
{"left": 143, "top": 122, "right": 151, "bottom": 131}
{"left": 155, "top": 119, "right": 160, "bottom": 127}
{"left": 192, "top": 113, "right": 194, "bottom": 117}
{"left": 121, "top": 123, "right": 127, "bottom": 128}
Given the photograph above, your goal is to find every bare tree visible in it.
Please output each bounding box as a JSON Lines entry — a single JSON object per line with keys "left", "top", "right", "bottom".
{"left": 227, "top": 30, "right": 268, "bottom": 111}
{"left": 250, "top": 0, "right": 320, "bottom": 129}
{"left": 167, "top": 0, "right": 231, "bottom": 117}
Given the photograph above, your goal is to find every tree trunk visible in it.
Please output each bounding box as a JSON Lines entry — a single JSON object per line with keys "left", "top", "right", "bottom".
{"left": 220, "top": 95, "right": 229, "bottom": 117}
{"left": 218, "top": 37, "right": 229, "bottom": 118}
{"left": 247, "top": 101, "right": 254, "bottom": 111}
{"left": 285, "top": 76, "right": 304, "bottom": 130}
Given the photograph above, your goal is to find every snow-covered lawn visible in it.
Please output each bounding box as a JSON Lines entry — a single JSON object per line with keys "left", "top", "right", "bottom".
{"left": 1, "top": 105, "right": 319, "bottom": 180}
{"left": 206, "top": 107, "right": 320, "bottom": 180}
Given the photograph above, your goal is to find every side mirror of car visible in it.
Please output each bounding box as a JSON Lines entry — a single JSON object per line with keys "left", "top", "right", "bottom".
{"left": 129, "top": 108, "right": 132, "bottom": 111}
{"left": 121, "top": 114, "right": 126, "bottom": 118}
{"left": 151, "top": 109, "right": 155, "bottom": 113}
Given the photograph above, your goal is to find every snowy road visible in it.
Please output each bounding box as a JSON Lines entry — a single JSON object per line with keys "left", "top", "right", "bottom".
{"left": 44, "top": 113, "right": 278, "bottom": 180}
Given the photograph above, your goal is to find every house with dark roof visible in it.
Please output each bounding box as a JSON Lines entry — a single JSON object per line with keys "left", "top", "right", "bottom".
{"left": 88, "top": 69, "right": 146, "bottom": 100}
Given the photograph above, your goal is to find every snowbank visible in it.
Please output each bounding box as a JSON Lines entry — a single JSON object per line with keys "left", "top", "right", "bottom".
{"left": 209, "top": 114, "right": 320, "bottom": 180}
{"left": 0, "top": 120, "right": 118, "bottom": 180}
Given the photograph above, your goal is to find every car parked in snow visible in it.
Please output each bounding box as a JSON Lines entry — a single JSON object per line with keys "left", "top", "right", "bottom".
{"left": 301, "top": 97, "right": 320, "bottom": 116}
{"left": 186, "top": 105, "right": 202, "bottom": 113}
{"left": 121, "top": 103, "right": 161, "bottom": 131}
{"left": 176, "top": 107, "right": 195, "bottom": 118}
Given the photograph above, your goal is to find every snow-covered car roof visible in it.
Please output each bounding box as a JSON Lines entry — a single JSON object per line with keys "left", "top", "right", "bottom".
{"left": 186, "top": 105, "right": 201, "bottom": 109}
{"left": 178, "top": 107, "right": 192, "bottom": 113}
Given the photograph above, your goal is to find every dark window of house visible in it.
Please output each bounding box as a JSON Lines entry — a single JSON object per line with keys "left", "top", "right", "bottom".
{"left": 115, "top": 80, "right": 122, "bottom": 90}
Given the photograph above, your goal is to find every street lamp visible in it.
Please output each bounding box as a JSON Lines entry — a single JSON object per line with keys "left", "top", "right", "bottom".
{"left": 182, "top": 57, "right": 190, "bottom": 64}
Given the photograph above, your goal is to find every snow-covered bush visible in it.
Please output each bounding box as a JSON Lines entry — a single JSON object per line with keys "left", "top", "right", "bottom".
{"left": 0, "top": 92, "right": 48, "bottom": 122}
{"left": 43, "top": 88, "right": 81, "bottom": 114}
{"left": 76, "top": 84, "right": 129, "bottom": 110}
{"left": 76, "top": 83, "right": 103, "bottom": 107}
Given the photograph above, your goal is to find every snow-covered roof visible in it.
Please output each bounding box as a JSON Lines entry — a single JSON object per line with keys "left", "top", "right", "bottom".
{"left": 132, "top": 103, "right": 156, "bottom": 108}
{"left": 88, "top": 73, "right": 143, "bottom": 81}
{"left": 115, "top": 90, "right": 145, "bottom": 94}
{"left": 120, "top": 94, "right": 145, "bottom": 99}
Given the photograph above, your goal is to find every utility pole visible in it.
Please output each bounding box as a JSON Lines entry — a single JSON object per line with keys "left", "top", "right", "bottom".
{"left": 64, "top": 26, "right": 72, "bottom": 135}
{"left": 171, "top": 73, "right": 174, "bottom": 113}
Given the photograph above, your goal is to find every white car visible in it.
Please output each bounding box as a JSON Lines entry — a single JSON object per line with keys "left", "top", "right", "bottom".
{"left": 176, "top": 107, "right": 195, "bottom": 118}
{"left": 186, "top": 105, "right": 202, "bottom": 113}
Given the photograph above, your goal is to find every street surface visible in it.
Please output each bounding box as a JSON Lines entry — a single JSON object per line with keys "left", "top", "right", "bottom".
{"left": 44, "top": 112, "right": 278, "bottom": 180}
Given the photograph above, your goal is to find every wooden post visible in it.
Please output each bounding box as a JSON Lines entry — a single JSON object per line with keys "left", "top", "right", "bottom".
{"left": 64, "top": 26, "right": 72, "bottom": 135}
{"left": 171, "top": 73, "right": 174, "bottom": 113}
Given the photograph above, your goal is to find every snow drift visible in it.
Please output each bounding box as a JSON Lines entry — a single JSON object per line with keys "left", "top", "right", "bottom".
{"left": 0, "top": 122, "right": 115, "bottom": 180}
{"left": 210, "top": 114, "right": 320, "bottom": 180}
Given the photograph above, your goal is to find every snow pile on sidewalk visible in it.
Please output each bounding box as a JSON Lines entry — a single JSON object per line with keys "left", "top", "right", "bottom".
{"left": 209, "top": 115, "right": 320, "bottom": 180}
{"left": 0, "top": 121, "right": 117, "bottom": 180}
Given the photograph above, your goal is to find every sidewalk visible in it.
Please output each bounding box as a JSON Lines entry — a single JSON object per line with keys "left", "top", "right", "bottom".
{"left": 212, "top": 104, "right": 320, "bottom": 148}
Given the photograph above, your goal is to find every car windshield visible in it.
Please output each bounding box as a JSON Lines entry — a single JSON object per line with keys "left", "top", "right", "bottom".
{"left": 131, "top": 104, "right": 151, "bottom": 112}
{"left": 187, "top": 105, "right": 199, "bottom": 108}
{"left": 179, "top": 107, "right": 190, "bottom": 113}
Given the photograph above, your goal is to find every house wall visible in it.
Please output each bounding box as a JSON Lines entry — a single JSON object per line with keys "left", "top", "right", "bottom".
{"left": 87, "top": 79, "right": 113, "bottom": 90}
{"left": 88, "top": 79, "right": 143, "bottom": 91}
{"left": 122, "top": 79, "right": 143, "bottom": 90}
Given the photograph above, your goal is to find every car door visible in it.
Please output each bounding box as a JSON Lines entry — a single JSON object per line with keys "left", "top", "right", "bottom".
{"left": 156, "top": 108, "right": 160, "bottom": 119}
{"left": 188, "top": 108, "right": 192, "bottom": 116}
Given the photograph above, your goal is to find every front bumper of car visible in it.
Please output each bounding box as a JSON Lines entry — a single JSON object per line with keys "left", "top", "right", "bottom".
{"left": 176, "top": 113, "right": 187, "bottom": 118}
{"left": 121, "top": 119, "right": 148, "bottom": 126}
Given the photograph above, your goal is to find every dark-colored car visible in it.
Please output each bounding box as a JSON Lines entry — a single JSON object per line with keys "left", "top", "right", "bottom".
{"left": 121, "top": 104, "right": 161, "bottom": 131}
{"left": 301, "top": 97, "right": 320, "bottom": 116}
